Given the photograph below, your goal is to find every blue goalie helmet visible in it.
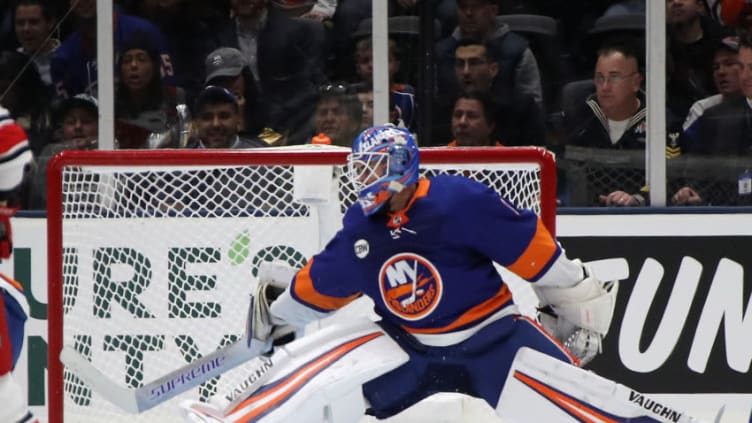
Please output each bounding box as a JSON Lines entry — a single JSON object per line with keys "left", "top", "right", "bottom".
{"left": 348, "top": 125, "right": 420, "bottom": 216}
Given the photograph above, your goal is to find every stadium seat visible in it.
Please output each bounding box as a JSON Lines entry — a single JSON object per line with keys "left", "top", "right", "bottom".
{"left": 560, "top": 79, "right": 595, "bottom": 122}
{"left": 496, "top": 14, "right": 571, "bottom": 115}
{"left": 496, "top": 14, "right": 557, "bottom": 37}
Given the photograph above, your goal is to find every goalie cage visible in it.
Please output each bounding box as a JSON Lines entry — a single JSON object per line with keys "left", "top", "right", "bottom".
{"left": 46, "top": 145, "right": 557, "bottom": 423}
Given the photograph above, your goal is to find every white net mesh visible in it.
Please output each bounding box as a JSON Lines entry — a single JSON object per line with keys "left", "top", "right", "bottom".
{"left": 49, "top": 147, "right": 554, "bottom": 422}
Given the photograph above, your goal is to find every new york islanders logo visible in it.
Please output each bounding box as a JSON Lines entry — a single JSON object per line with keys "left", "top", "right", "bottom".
{"left": 378, "top": 253, "right": 443, "bottom": 321}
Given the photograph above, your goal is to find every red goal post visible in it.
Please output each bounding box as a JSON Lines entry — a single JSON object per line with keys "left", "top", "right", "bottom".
{"left": 46, "top": 146, "right": 556, "bottom": 423}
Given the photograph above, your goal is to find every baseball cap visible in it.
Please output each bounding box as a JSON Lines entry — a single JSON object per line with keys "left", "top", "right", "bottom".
{"left": 55, "top": 94, "right": 99, "bottom": 123}
{"left": 717, "top": 35, "right": 740, "bottom": 53}
{"left": 195, "top": 85, "right": 238, "bottom": 112}
{"left": 204, "top": 47, "right": 246, "bottom": 84}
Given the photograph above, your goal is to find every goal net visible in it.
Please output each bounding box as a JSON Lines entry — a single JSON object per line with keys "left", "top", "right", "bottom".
{"left": 47, "top": 145, "right": 556, "bottom": 423}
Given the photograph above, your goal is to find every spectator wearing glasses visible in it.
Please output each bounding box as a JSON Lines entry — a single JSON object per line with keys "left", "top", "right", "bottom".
{"left": 564, "top": 40, "right": 649, "bottom": 207}
{"left": 565, "top": 41, "right": 645, "bottom": 150}
{"left": 447, "top": 37, "right": 544, "bottom": 146}
{"left": 435, "top": 0, "right": 543, "bottom": 109}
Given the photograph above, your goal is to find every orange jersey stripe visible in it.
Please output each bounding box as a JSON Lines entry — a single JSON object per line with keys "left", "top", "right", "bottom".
{"left": 230, "top": 332, "right": 383, "bottom": 420}
{"left": 0, "top": 273, "right": 24, "bottom": 292}
{"left": 404, "top": 283, "right": 512, "bottom": 334}
{"left": 292, "top": 259, "right": 360, "bottom": 311}
{"left": 507, "top": 218, "right": 557, "bottom": 280}
{"left": 514, "top": 371, "right": 620, "bottom": 423}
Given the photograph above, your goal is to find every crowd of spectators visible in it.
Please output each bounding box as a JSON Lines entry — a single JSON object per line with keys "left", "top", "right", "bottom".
{"left": 2, "top": 0, "right": 752, "bottom": 209}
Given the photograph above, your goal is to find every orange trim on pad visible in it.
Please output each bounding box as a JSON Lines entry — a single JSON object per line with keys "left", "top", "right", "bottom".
{"left": 514, "top": 371, "right": 619, "bottom": 423}
{"left": 230, "top": 332, "right": 384, "bottom": 420}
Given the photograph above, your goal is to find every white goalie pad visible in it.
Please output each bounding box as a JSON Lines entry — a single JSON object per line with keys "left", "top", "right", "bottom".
{"left": 535, "top": 269, "right": 618, "bottom": 336}
{"left": 180, "top": 317, "right": 409, "bottom": 423}
{"left": 497, "top": 347, "right": 710, "bottom": 423}
{"left": 257, "top": 260, "right": 298, "bottom": 288}
{"left": 0, "top": 373, "right": 29, "bottom": 423}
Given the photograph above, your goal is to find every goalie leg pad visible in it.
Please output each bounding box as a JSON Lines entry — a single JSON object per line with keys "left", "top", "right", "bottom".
{"left": 0, "top": 373, "right": 30, "bottom": 423}
{"left": 497, "top": 347, "right": 707, "bottom": 423}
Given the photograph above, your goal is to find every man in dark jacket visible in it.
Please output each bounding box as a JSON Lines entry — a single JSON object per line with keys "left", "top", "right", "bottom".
{"left": 453, "top": 38, "right": 545, "bottom": 146}
{"left": 215, "top": 0, "right": 326, "bottom": 145}
{"left": 435, "top": 0, "right": 543, "bottom": 108}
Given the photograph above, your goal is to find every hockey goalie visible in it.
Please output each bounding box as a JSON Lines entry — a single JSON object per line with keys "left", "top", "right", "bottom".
{"left": 178, "top": 126, "right": 708, "bottom": 423}
{"left": 0, "top": 106, "right": 36, "bottom": 423}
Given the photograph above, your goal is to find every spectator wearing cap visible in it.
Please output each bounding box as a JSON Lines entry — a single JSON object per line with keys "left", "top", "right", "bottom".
{"left": 671, "top": 34, "right": 752, "bottom": 206}
{"left": 186, "top": 86, "right": 268, "bottom": 149}
{"left": 55, "top": 94, "right": 99, "bottom": 148}
{"left": 50, "top": 0, "right": 175, "bottom": 99}
{"left": 435, "top": 0, "right": 544, "bottom": 110}
{"left": 29, "top": 94, "right": 99, "bottom": 209}
{"left": 114, "top": 31, "right": 186, "bottom": 149}
{"left": 689, "top": 33, "right": 752, "bottom": 155}
{"left": 14, "top": 0, "right": 60, "bottom": 89}
{"left": 215, "top": 0, "right": 325, "bottom": 145}
{"left": 204, "top": 47, "right": 268, "bottom": 138}
{"left": 681, "top": 35, "right": 742, "bottom": 152}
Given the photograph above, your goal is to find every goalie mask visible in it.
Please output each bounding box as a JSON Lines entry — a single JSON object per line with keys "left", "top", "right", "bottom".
{"left": 348, "top": 126, "right": 419, "bottom": 216}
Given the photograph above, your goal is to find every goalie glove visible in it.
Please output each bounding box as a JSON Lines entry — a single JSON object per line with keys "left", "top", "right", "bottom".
{"left": 252, "top": 261, "right": 298, "bottom": 344}
{"left": 534, "top": 265, "right": 618, "bottom": 366}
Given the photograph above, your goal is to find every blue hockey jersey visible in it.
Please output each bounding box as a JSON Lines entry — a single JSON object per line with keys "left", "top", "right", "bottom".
{"left": 288, "top": 175, "right": 570, "bottom": 340}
